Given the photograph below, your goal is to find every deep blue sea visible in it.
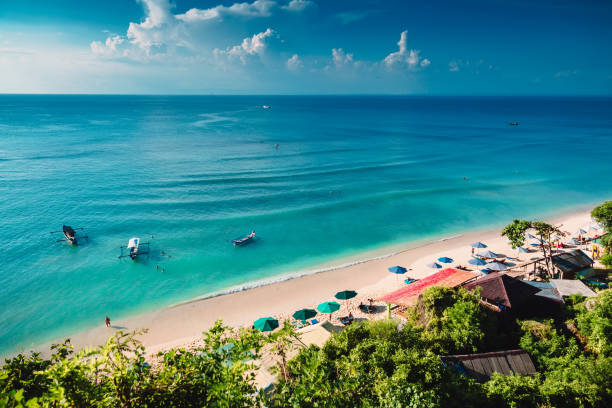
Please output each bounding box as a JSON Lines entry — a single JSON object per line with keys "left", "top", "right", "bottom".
{"left": 1, "top": 95, "right": 611, "bottom": 355}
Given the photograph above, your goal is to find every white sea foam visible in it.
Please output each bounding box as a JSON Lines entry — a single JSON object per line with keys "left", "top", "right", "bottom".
{"left": 171, "top": 233, "right": 467, "bottom": 308}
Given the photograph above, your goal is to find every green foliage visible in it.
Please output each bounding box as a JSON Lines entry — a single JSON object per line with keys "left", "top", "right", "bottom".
{"left": 0, "top": 321, "right": 267, "bottom": 407}
{"left": 574, "top": 290, "right": 612, "bottom": 356}
{"left": 484, "top": 373, "right": 542, "bottom": 408}
{"left": 409, "top": 286, "right": 489, "bottom": 354}
{"left": 591, "top": 201, "right": 612, "bottom": 231}
{"left": 266, "top": 319, "right": 485, "bottom": 407}
{"left": 501, "top": 220, "right": 531, "bottom": 249}
{"left": 600, "top": 253, "right": 612, "bottom": 267}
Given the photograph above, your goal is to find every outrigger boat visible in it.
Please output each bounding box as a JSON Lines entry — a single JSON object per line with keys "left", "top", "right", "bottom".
{"left": 233, "top": 231, "right": 255, "bottom": 246}
{"left": 119, "top": 237, "right": 150, "bottom": 260}
{"left": 50, "top": 225, "right": 87, "bottom": 246}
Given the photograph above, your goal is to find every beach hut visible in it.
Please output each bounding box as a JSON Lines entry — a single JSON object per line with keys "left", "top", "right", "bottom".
{"left": 463, "top": 273, "right": 563, "bottom": 317}
{"left": 550, "top": 249, "right": 594, "bottom": 279}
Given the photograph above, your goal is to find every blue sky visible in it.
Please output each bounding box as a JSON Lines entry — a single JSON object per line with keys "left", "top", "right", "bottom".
{"left": 1, "top": 0, "right": 611, "bottom": 94}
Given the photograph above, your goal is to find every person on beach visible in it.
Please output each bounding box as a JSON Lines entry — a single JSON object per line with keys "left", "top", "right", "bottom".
{"left": 105, "top": 316, "right": 111, "bottom": 327}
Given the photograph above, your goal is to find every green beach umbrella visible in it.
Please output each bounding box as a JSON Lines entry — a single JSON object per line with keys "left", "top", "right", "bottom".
{"left": 293, "top": 308, "right": 317, "bottom": 321}
{"left": 335, "top": 290, "right": 357, "bottom": 300}
{"left": 317, "top": 301, "right": 340, "bottom": 317}
{"left": 253, "top": 317, "right": 278, "bottom": 332}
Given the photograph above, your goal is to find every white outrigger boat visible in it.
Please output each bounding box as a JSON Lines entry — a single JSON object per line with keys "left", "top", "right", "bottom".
{"left": 119, "top": 237, "right": 150, "bottom": 260}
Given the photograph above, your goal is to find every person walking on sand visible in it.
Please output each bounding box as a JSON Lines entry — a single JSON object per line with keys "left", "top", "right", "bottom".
{"left": 105, "top": 316, "right": 111, "bottom": 327}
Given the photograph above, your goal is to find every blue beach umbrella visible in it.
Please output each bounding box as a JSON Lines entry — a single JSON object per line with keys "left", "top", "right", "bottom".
{"left": 517, "top": 247, "right": 529, "bottom": 253}
{"left": 468, "top": 257, "right": 486, "bottom": 271}
{"left": 468, "top": 257, "right": 487, "bottom": 266}
{"left": 477, "top": 250, "right": 498, "bottom": 258}
{"left": 438, "top": 257, "right": 453, "bottom": 263}
{"left": 427, "top": 262, "right": 442, "bottom": 269}
{"left": 388, "top": 266, "right": 407, "bottom": 274}
{"left": 486, "top": 261, "right": 508, "bottom": 271}
{"left": 471, "top": 242, "right": 487, "bottom": 248}
{"left": 481, "top": 268, "right": 493, "bottom": 274}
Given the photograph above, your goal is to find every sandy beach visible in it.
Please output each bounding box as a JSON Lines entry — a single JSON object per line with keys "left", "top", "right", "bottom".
{"left": 35, "top": 207, "right": 600, "bottom": 358}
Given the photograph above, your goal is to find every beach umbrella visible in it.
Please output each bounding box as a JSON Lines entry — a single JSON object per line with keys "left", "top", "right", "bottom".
{"left": 477, "top": 250, "right": 498, "bottom": 258}
{"left": 427, "top": 262, "right": 442, "bottom": 269}
{"left": 335, "top": 290, "right": 357, "bottom": 300}
{"left": 468, "top": 257, "right": 486, "bottom": 271}
{"left": 318, "top": 301, "right": 340, "bottom": 319}
{"left": 517, "top": 247, "right": 529, "bottom": 253}
{"left": 527, "top": 233, "right": 536, "bottom": 239}
{"left": 486, "top": 261, "right": 508, "bottom": 271}
{"left": 468, "top": 257, "right": 487, "bottom": 266}
{"left": 471, "top": 242, "right": 487, "bottom": 248}
{"left": 254, "top": 317, "right": 279, "bottom": 332}
{"left": 292, "top": 309, "right": 317, "bottom": 321}
{"left": 388, "top": 266, "right": 407, "bottom": 274}
{"left": 438, "top": 256, "right": 453, "bottom": 263}
{"left": 570, "top": 237, "right": 581, "bottom": 245}
{"left": 481, "top": 268, "right": 493, "bottom": 274}
{"left": 575, "top": 228, "right": 587, "bottom": 236}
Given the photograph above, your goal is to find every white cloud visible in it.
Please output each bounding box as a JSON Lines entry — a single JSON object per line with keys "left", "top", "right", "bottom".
{"left": 90, "top": 35, "right": 125, "bottom": 56}
{"left": 383, "top": 31, "right": 430, "bottom": 71}
{"left": 282, "top": 0, "right": 315, "bottom": 12}
{"left": 332, "top": 48, "right": 353, "bottom": 68}
{"left": 91, "top": 0, "right": 313, "bottom": 61}
{"left": 217, "top": 28, "right": 277, "bottom": 64}
{"left": 286, "top": 53, "right": 303, "bottom": 70}
{"left": 177, "top": 0, "right": 277, "bottom": 22}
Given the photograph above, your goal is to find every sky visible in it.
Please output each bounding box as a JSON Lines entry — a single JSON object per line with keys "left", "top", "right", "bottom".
{"left": 1, "top": 0, "right": 611, "bottom": 94}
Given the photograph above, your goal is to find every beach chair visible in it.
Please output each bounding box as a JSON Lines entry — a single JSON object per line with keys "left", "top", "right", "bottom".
{"left": 292, "top": 320, "right": 305, "bottom": 329}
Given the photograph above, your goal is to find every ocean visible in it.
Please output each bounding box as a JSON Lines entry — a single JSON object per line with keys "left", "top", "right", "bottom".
{"left": 0, "top": 95, "right": 611, "bottom": 355}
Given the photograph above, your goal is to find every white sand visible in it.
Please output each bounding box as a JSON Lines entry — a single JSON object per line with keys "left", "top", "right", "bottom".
{"left": 39, "top": 209, "right": 598, "bottom": 357}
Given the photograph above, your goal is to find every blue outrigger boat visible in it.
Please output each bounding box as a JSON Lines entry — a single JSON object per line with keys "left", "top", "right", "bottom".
{"left": 233, "top": 231, "right": 255, "bottom": 246}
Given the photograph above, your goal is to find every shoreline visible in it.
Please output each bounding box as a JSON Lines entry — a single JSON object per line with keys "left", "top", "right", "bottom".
{"left": 24, "top": 205, "right": 597, "bottom": 358}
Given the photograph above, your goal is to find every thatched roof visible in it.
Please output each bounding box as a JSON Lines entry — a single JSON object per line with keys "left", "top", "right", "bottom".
{"left": 442, "top": 349, "right": 537, "bottom": 381}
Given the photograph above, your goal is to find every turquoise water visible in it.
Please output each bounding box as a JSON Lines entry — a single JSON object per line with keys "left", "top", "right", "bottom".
{"left": 1, "top": 95, "right": 611, "bottom": 355}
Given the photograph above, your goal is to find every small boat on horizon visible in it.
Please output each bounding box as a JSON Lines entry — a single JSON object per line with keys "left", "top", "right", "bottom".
{"left": 508, "top": 122, "right": 519, "bottom": 126}
{"left": 233, "top": 231, "right": 256, "bottom": 246}
{"left": 262, "top": 105, "right": 270, "bottom": 109}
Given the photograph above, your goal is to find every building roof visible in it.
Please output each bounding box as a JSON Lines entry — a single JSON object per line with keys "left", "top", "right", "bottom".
{"left": 463, "top": 273, "right": 538, "bottom": 309}
{"left": 552, "top": 249, "right": 593, "bottom": 275}
{"left": 379, "top": 268, "right": 476, "bottom": 306}
{"left": 523, "top": 281, "right": 564, "bottom": 302}
{"left": 463, "top": 273, "right": 563, "bottom": 315}
{"left": 442, "top": 349, "right": 537, "bottom": 381}
{"left": 550, "top": 279, "right": 597, "bottom": 298}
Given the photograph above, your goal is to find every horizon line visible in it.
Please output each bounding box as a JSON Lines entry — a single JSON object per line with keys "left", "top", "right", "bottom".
{"left": 1, "top": 93, "right": 612, "bottom": 97}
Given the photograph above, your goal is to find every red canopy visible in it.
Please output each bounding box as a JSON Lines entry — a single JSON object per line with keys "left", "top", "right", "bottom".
{"left": 379, "top": 268, "right": 476, "bottom": 306}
